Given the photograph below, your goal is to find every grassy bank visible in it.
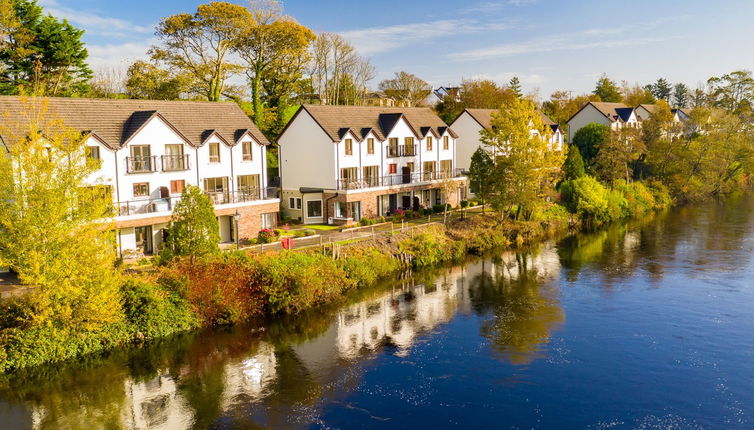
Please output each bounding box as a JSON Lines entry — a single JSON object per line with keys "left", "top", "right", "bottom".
{"left": 0, "top": 181, "right": 671, "bottom": 374}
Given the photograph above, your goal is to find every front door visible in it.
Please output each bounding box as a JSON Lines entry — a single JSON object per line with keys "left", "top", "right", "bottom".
{"left": 389, "top": 194, "right": 397, "bottom": 213}
{"left": 402, "top": 166, "right": 411, "bottom": 184}
{"left": 135, "top": 226, "right": 153, "bottom": 255}
{"left": 401, "top": 195, "right": 411, "bottom": 209}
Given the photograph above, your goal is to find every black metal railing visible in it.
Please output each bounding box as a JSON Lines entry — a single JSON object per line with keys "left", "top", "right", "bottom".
{"left": 386, "top": 144, "right": 417, "bottom": 158}
{"left": 161, "top": 154, "right": 190, "bottom": 171}
{"left": 118, "top": 187, "right": 278, "bottom": 216}
{"left": 337, "top": 168, "right": 464, "bottom": 190}
{"left": 126, "top": 156, "right": 157, "bottom": 173}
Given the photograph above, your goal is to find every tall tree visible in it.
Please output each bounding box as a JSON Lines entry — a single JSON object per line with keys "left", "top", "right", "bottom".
{"left": 593, "top": 73, "right": 622, "bottom": 102}
{"left": 541, "top": 90, "right": 599, "bottom": 131}
{"left": 0, "top": 96, "right": 121, "bottom": 329}
{"left": 0, "top": 0, "right": 92, "bottom": 96}
{"left": 621, "top": 81, "right": 656, "bottom": 106}
{"left": 233, "top": 0, "right": 314, "bottom": 129}
{"left": 562, "top": 144, "right": 585, "bottom": 181}
{"left": 88, "top": 66, "right": 126, "bottom": 99}
{"left": 480, "top": 97, "right": 565, "bottom": 220}
{"left": 508, "top": 76, "right": 522, "bottom": 98}
{"left": 125, "top": 60, "right": 188, "bottom": 100}
{"left": 646, "top": 78, "right": 672, "bottom": 101}
{"left": 378, "top": 71, "right": 431, "bottom": 107}
{"left": 672, "top": 83, "right": 689, "bottom": 108}
{"left": 707, "top": 70, "right": 754, "bottom": 116}
{"left": 308, "top": 32, "right": 373, "bottom": 106}
{"left": 150, "top": 1, "right": 249, "bottom": 101}
{"left": 468, "top": 146, "right": 495, "bottom": 205}
{"left": 164, "top": 185, "right": 221, "bottom": 260}
{"left": 435, "top": 79, "right": 516, "bottom": 124}
{"left": 592, "top": 126, "right": 644, "bottom": 185}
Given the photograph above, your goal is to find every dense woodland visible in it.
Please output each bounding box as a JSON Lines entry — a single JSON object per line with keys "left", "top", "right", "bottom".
{"left": 2, "top": 0, "right": 754, "bottom": 373}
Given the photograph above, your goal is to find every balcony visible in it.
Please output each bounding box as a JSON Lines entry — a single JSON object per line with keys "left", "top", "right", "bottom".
{"left": 118, "top": 187, "right": 279, "bottom": 217}
{"left": 161, "top": 154, "right": 190, "bottom": 171}
{"left": 386, "top": 144, "right": 417, "bottom": 158}
{"left": 337, "top": 168, "right": 464, "bottom": 190}
{"left": 126, "top": 156, "right": 157, "bottom": 174}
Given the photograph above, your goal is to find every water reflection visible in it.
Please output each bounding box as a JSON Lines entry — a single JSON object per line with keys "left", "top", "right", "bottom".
{"left": 3, "top": 198, "right": 754, "bottom": 428}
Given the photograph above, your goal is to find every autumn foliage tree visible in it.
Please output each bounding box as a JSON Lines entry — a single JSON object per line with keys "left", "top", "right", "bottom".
{"left": 481, "top": 97, "right": 565, "bottom": 220}
{"left": 0, "top": 96, "right": 121, "bottom": 329}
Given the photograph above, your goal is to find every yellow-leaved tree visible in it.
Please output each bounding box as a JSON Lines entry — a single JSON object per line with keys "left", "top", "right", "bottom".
{"left": 480, "top": 97, "right": 565, "bottom": 220}
{"left": 0, "top": 96, "right": 121, "bottom": 330}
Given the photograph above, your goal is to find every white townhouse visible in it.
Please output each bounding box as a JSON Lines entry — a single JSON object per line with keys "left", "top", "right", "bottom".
{"left": 566, "top": 102, "right": 639, "bottom": 142}
{"left": 634, "top": 103, "right": 692, "bottom": 123}
{"left": 451, "top": 108, "right": 564, "bottom": 173}
{"left": 277, "top": 105, "right": 466, "bottom": 224}
{"left": 0, "top": 96, "right": 280, "bottom": 257}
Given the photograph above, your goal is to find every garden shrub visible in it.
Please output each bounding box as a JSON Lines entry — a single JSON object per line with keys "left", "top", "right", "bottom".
{"left": 158, "top": 253, "right": 266, "bottom": 325}
{"left": 251, "top": 252, "right": 355, "bottom": 315}
{"left": 120, "top": 278, "right": 198, "bottom": 340}
{"left": 340, "top": 248, "right": 401, "bottom": 286}
{"left": 398, "top": 226, "right": 465, "bottom": 267}
{"left": 257, "top": 228, "right": 276, "bottom": 244}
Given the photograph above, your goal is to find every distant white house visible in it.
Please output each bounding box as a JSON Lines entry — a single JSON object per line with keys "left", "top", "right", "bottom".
{"left": 566, "top": 102, "right": 639, "bottom": 142}
{"left": 277, "top": 105, "right": 466, "bottom": 224}
{"left": 450, "top": 108, "right": 564, "bottom": 172}
{"left": 0, "top": 97, "right": 280, "bottom": 257}
{"left": 634, "top": 103, "right": 692, "bottom": 123}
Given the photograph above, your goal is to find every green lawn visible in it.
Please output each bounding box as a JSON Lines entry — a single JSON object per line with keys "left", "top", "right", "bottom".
{"left": 287, "top": 224, "right": 341, "bottom": 232}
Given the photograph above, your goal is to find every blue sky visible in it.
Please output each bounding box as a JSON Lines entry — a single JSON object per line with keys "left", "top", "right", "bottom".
{"left": 40, "top": 0, "right": 754, "bottom": 98}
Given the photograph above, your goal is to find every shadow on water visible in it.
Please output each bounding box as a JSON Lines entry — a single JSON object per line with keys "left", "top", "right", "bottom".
{"left": 2, "top": 196, "right": 754, "bottom": 429}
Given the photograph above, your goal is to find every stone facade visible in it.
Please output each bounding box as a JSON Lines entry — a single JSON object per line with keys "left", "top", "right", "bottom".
{"left": 215, "top": 201, "right": 280, "bottom": 240}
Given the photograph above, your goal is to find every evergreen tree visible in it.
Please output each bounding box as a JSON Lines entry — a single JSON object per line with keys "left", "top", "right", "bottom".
{"left": 0, "top": 0, "right": 92, "bottom": 96}
{"left": 593, "top": 73, "right": 622, "bottom": 102}
{"left": 648, "top": 78, "right": 672, "bottom": 101}
{"left": 509, "top": 76, "right": 522, "bottom": 98}
{"left": 468, "top": 146, "right": 495, "bottom": 202}
{"left": 562, "top": 144, "right": 586, "bottom": 181}
{"left": 672, "top": 83, "right": 689, "bottom": 108}
{"left": 165, "top": 185, "right": 221, "bottom": 260}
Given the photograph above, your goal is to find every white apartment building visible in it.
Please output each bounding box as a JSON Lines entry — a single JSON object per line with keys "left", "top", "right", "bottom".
{"left": 566, "top": 101, "right": 640, "bottom": 142}
{"left": 0, "top": 96, "right": 279, "bottom": 257}
{"left": 277, "top": 105, "right": 466, "bottom": 224}
{"left": 451, "top": 108, "right": 564, "bottom": 173}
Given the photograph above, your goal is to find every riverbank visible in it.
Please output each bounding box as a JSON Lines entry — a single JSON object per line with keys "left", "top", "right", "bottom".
{"left": 0, "top": 180, "right": 672, "bottom": 374}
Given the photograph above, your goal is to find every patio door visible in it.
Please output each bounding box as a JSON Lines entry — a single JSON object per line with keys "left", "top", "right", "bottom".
{"left": 135, "top": 226, "right": 153, "bottom": 255}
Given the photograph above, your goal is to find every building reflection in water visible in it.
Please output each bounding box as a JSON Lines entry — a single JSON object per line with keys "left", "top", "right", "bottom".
{"left": 7, "top": 243, "right": 566, "bottom": 429}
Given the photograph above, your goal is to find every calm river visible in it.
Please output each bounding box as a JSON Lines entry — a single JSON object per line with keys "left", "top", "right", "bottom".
{"left": 2, "top": 198, "right": 754, "bottom": 429}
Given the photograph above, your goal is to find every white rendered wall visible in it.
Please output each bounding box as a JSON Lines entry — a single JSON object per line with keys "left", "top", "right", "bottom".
{"left": 279, "top": 109, "right": 335, "bottom": 190}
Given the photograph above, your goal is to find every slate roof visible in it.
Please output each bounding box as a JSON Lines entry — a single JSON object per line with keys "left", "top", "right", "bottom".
{"left": 461, "top": 108, "right": 559, "bottom": 132}
{"left": 292, "top": 105, "right": 457, "bottom": 142}
{"left": 0, "top": 96, "right": 269, "bottom": 150}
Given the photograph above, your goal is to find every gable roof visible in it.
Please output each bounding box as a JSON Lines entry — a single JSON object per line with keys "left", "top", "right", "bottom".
{"left": 285, "top": 105, "right": 456, "bottom": 142}
{"left": 581, "top": 102, "right": 634, "bottom": 123}
{"left": 460, "top": 108, "right": 558, "bottom": 131}
{"left": 0, "top": 96, "right": 269, "bottom": 149}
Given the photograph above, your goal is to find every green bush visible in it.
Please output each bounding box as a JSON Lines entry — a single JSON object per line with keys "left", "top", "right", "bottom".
{"left": 252, "top": 252, "right": 355, "bottom": 314}
{"left": 560, "top": 176, "right": 612, "bottom": 223}
{"left": 120, "top": 279, "right": 198, "bottom": 341}
{"left": 460, "top": 200, "right": 470, "bottom": 208}
{"left": 398, "top": 226, "right": 465, "bottom": 267}
{"left": 340, "top": 248, "right": 401, "bottom": 286}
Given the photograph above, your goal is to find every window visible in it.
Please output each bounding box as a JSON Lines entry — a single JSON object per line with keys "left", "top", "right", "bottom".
{"left": 306, "top": 200, "right": 322, "bottom": 218}
{"left": 443, "top": 136, "right": 449, "bottom": 150}
{"left": 130, "top": 145, "right": 152, "bottom": 172}
{"left": 423, "top": 161, "right": 437, "bottom": 180}
{"left": 133, "top": 182, "right": 149, "bottom": 197}
{"left": 289, "top": 197, "right": 295, "bottom": 208}
{"left": 261, "top": 212, "right": 277, "bottom": 229}
{"left": 209, "top": 142, "right": 220, "bottom": 163}
{"left": 406, "top": 162, "right": 415, "bottom": 172}
{"left": 237, "top": 174, "right": 260, "bottom": 192}
{"left": 335, "top": 201, "right": 346, "bottom": 218}
{"left": 441, "top": 160, "right": 453, "bottom": 175}
{"left": 164, "top": 144, "right": 185, "bottom": 170}
{"left": 404, "top": 137, "right": 415, "bottom": 155}
{"left": 388, "top": 137, "right": 399, "bottom": 156}
{"left": 363, "top": 165, "right": 379, "bottom": 186}
{"left": 389, "top": 163, "right": 397, "bottom": 174}
{"left": 242, "top": 141, "right": 253, "bottom": 161}
{"left": 367, "top": 138, "right": 375, "bottom": 154}
{"left": 344, "top": 138, "right": 353, "bottom": 156}
{"left": 296, "top": 198, "right": 301, "bottom": 209}
{"left": 86, "top": 146, "right": 100, "bottom": 160}
{"left": 340, "top": 167, "right": 358, "bottom": 181}
{"left": 426, "top": 136, "right": 433, "bottom": 151}
{"left": 170, "top": 180, "right": 185, "bottom": 194}
{"left": 203, "top": 177, "right": 227, "bottom": 192}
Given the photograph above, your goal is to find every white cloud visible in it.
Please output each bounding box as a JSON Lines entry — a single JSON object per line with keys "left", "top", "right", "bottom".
{"left": 447, "top": 27, "right": 664, "bottom": 62}
{"left": 40, "top": 0, "right": 152, "bottom": 38}
{"left": 462, "top": 0, "right": 537, "bottom": 14}
{"left": 340, "top": 19, "right": 509, "bottom": 55}
{"left": 86, "top": 40, "right": 154, "bottom": 69}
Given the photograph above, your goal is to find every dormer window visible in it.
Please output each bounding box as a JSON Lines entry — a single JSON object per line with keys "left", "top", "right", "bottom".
{"left": 209, "top": 142, "right": 220, "bottom": 163}
{"left": 344, "top": 138, "right": 353, "bottom": 156}
{"left": 426, "top": 136, "right": 433, "bottom": 151}
{"left": 86, "top": 146, "right": 100, "bottom": 161}
{"left": 242, "top": 141, "right": 253, "bottom": 161}
{"left": 443, "top": 136, "right": 449, "bottom": 150}
{"left": 367, "top": 138, "right": 375, "bottom": 154}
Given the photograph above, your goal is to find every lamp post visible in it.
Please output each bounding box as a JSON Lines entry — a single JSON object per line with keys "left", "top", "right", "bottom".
{"left": 233, "top": 210, "right": 241, "bottom": 250}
